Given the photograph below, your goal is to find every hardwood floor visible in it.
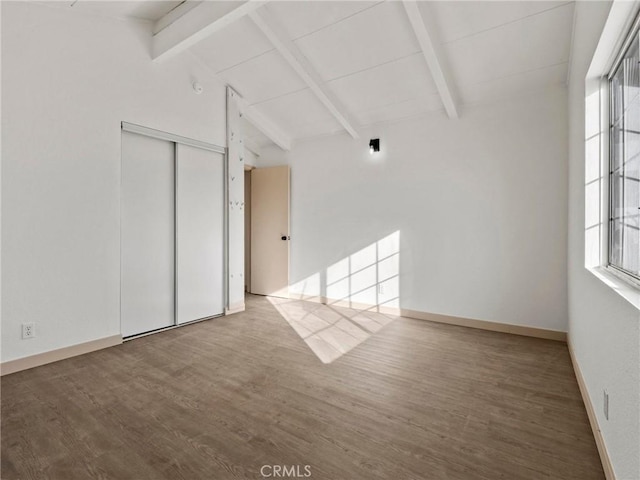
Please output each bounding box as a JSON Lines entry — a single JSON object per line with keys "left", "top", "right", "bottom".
{"left": 1, "top": 294, "right": 604, "bottom": 479}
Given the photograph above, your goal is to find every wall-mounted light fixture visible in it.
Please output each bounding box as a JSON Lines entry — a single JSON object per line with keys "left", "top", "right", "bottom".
{"left": 369, "top": 138, "right": 380, "bottom": 155}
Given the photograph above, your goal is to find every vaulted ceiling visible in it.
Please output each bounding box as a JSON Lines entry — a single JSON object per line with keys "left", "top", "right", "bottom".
{"left": 58, "top": 0, "right": 576, "bottom": 151}
{"left": 60, "top": 0, "right": 184, "bottom": 21}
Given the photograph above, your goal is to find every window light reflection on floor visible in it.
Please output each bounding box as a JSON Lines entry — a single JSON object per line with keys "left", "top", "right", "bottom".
{"left": 268, "top": 231, "right": 401, "bottom": 364}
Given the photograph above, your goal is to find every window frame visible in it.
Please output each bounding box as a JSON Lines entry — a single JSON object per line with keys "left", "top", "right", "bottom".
{"left": 605, "top": 14, "right": 640, "bottom": 286}
{"left": 584, "top": 0, "right": 640, "bottom": 311}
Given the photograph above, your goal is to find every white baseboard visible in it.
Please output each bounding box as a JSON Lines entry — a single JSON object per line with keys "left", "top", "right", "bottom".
{"left": 568, "top": 339, "right": 616, "bottom": 479}
{"left": 2, "top": 303, "right": 248, "bottom": 376}
{"left": 399, "top": 307, "right": 567, "bottom": 342}
{"left": 286, "top": 293, "right": 567, "bottom": 342}
{"left": 0, "top": 334, "right": 123, "bottom": 376}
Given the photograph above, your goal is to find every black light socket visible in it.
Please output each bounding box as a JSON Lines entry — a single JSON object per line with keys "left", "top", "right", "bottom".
{"left": 369, "top": 138, "right": 380, "bottom": 154}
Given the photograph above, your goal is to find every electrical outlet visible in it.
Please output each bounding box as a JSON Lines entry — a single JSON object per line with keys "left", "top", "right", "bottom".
{"left": 22, "top": 323, "right": 36, "bottom": 339}
{"left": 604, "top": 390, "right": 609, "bottom": 420}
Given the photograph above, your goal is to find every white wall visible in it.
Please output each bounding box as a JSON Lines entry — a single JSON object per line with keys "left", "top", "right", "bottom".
{"left": 1, "top": 2, "right": 227, "bottom": 362}
{"left": 259, "top": 86, "right": 569, "bottom": 331}
{"left": 568, "top": 1, "right": 640, "bottom": 478}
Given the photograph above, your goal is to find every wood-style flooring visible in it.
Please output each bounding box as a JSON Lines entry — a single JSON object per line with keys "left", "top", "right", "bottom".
{"left": 1, "top": 294, "right": 604, "bottom": 479}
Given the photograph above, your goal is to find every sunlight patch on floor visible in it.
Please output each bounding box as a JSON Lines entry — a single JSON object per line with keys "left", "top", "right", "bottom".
{"left": 268, "top": 297, "right": 398, "bottom": 363}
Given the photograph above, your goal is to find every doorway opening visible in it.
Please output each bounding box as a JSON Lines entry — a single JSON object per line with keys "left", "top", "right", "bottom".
{"left": 244, "top": 167, "right": 252, "bottom": 293}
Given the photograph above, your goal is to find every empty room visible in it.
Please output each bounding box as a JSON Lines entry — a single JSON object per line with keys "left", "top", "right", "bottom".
{"left": 1, "top": 0, "right": 639, "bottom": 479}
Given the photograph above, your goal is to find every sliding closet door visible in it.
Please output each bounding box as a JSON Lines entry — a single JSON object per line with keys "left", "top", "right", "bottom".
{"left": 176, "top": 144, "right": 224, "bottom": 324}
{"left": 121, "top": 131, "right": 175, "bottom": 337}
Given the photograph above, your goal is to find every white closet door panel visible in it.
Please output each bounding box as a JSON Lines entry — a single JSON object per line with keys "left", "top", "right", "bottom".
{"left": 176, "top": 144, "right": 224, "bottom": 324}
{"left": 121, "top": 132, "right": 175, "bottom": 337}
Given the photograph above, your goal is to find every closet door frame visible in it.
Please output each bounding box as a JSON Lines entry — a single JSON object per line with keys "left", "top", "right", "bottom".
{"left": 120, "top": 122, "right": 228, "bottom": 338}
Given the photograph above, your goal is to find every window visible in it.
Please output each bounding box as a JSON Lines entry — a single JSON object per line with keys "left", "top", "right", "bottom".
{"left": 609, "top": 28, "right": 640, "bottom": 280}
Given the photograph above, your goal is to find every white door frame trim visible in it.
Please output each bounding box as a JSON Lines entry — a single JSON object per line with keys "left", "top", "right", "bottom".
{"left": 121, "top": 122, "right": 226, "bottom": 154}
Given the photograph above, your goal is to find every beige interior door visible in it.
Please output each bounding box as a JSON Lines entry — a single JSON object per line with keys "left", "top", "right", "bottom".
{"left": 250, "top": 166, "right": 290, "bottom": 296}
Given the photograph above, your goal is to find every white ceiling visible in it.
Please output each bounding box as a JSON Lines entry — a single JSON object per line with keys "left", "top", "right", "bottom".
{"left": 69, "top": 0, "right": 577, "bottom": 149}
{"left": 60, "top": 0, "right": 184, "bottom": 21}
